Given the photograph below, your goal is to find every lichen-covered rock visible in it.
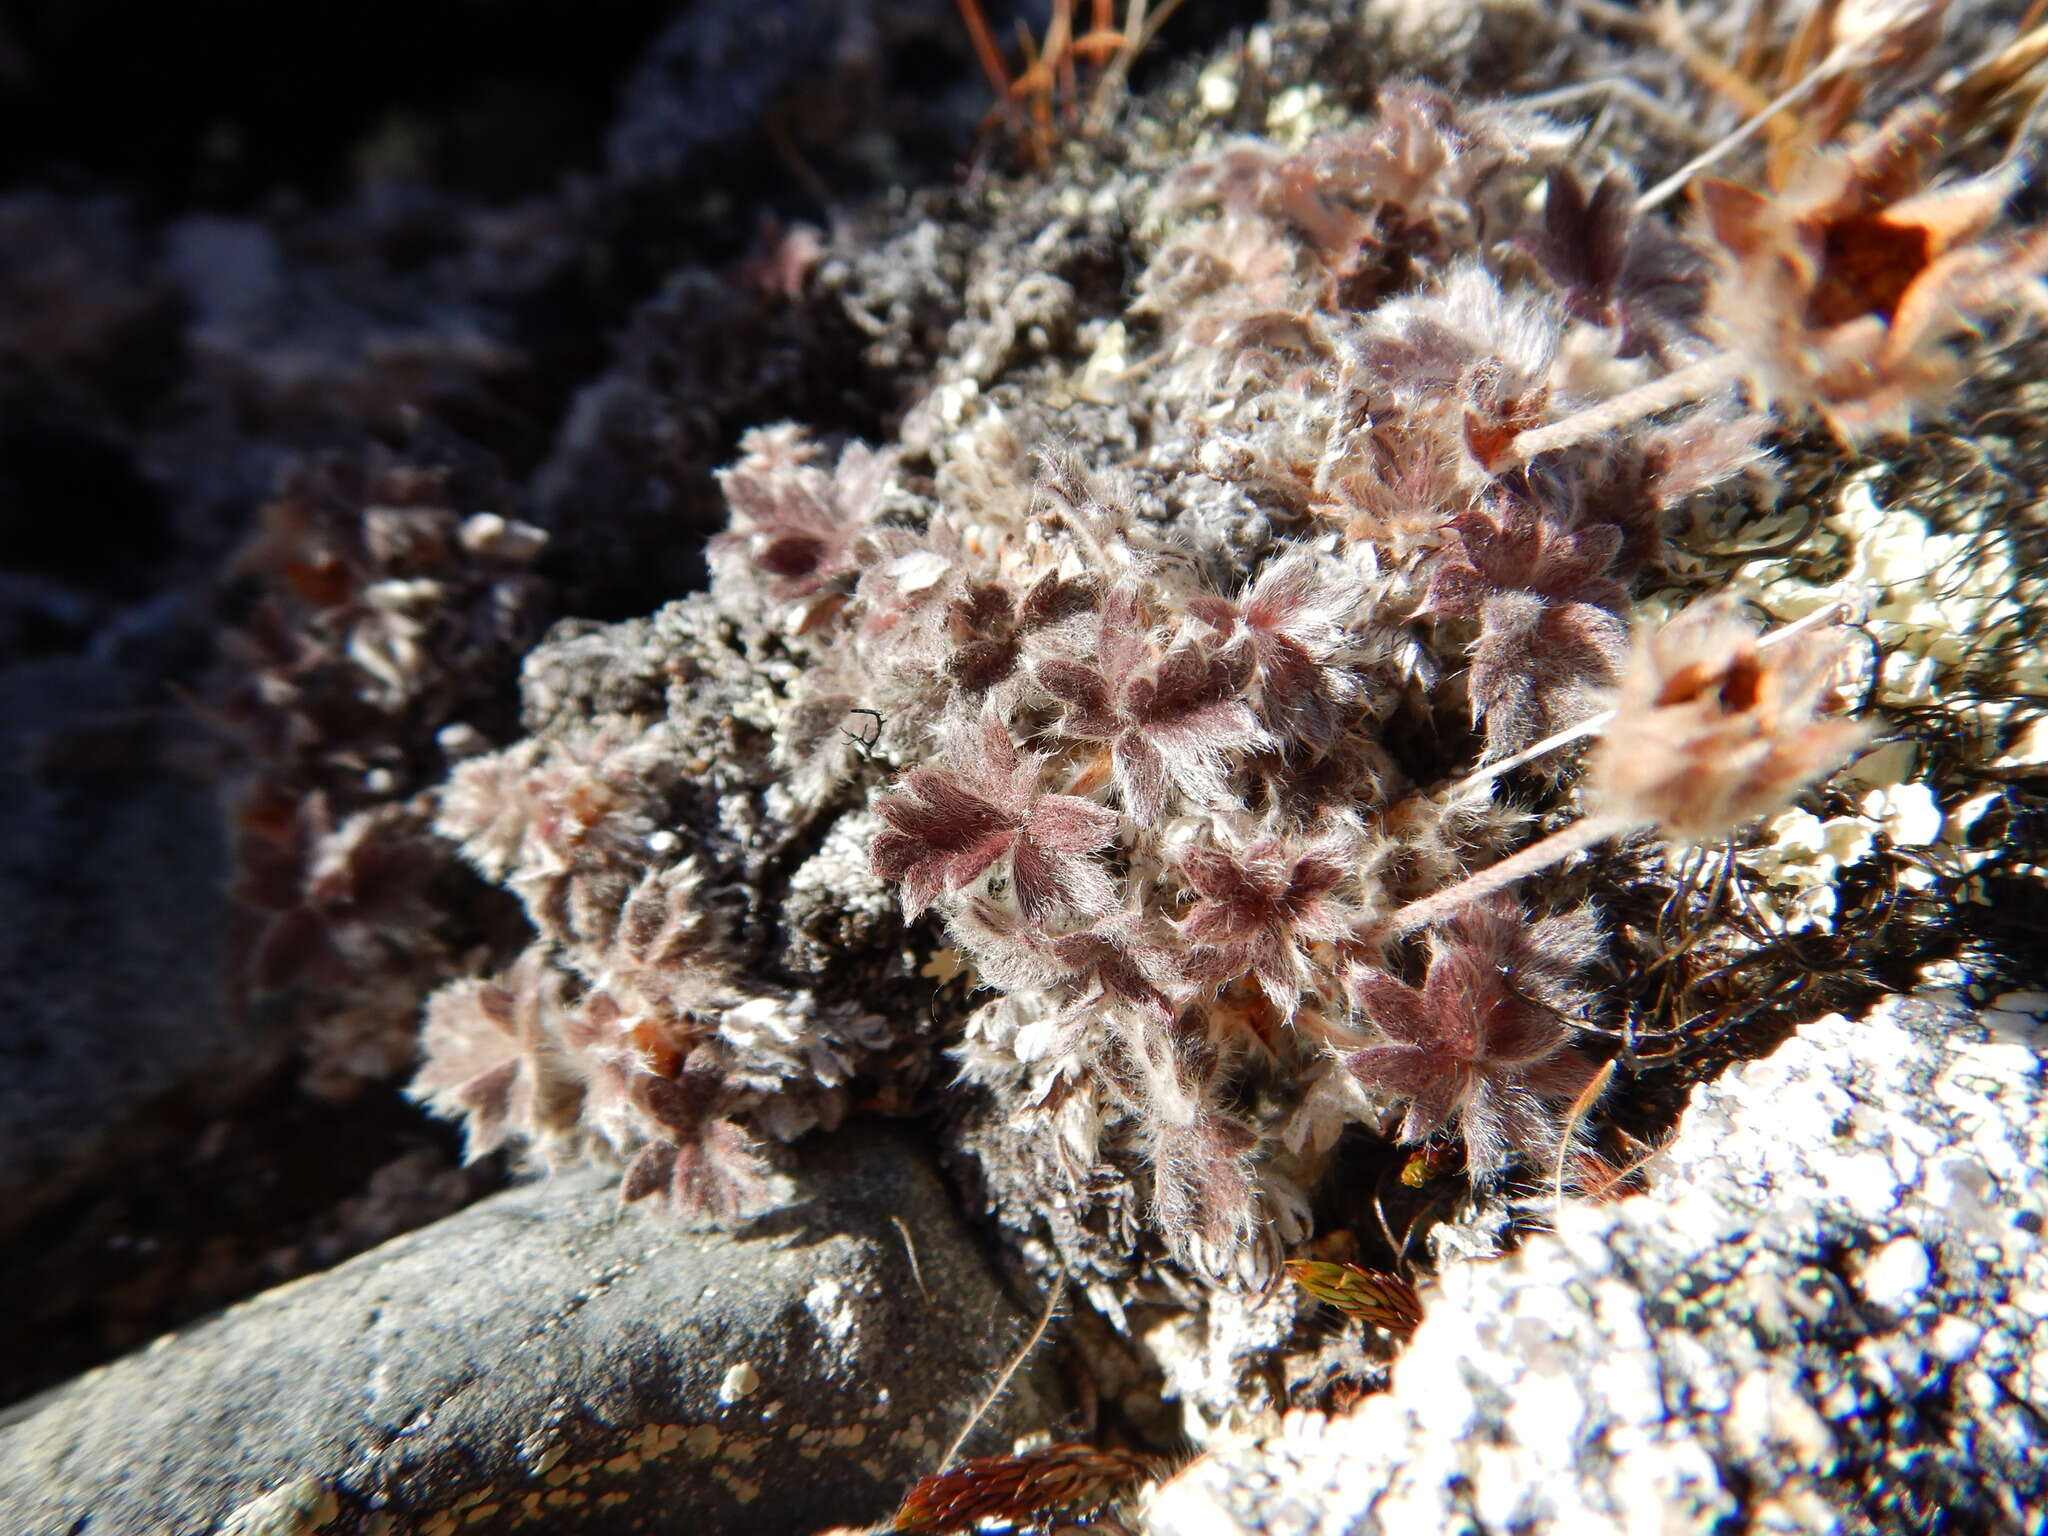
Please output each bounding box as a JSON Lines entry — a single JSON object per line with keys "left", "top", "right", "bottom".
{"left": 1147, "top": 992, "right": 2048, "bottom": 1534}
{"left": 0, "top": 1123, "right": 1065, "bottom": 1536}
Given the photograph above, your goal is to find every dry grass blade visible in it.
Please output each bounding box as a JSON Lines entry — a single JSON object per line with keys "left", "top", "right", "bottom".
{"left": 1947, "top": 23, "right": 2048, "bottom": 127}
{"left": 1551, "top": 1056, "right": 1620, "bottom": 1211}
{"left": 954, "top": 0, "right": 1174, "bottom": 161}
{"left": 892, "top": 1444, "right": 1164, "bottom": 1533}
{"left": 1284, "top": 1260, "right": 1426, "bottom": 1338}
{"left": 953, "top": 0, "right": 1015, "bottom": 104}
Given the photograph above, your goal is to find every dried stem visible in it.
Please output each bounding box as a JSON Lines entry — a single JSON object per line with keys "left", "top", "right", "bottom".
{"left": 938, "top": 1266, "right": 1067, "bottom": 1472}
{"left": 1510, "top": 78, "right": 1716, "bottom": 148}
{"left": 1551, "top": 1056, "right": 1618, "bottom": 1212}
{"left": 1504, "top": 352, "right": 1746, "bottom": 465}
{"left": 1636, "top": 51, "right": 1846, "bottom": 211}
{"left": 954, "top": 0, "right": 1015, "bottom": 103}
{"left": 1368, "top": 812, "right": 1642, "bottom": 945}
{"left": 1448, "top": 710, "right": 1620, "bottom": 799}
{"left": 891, "top": 1213, "right": 931, "bottom": 1303}
{"left": 1089, "top": 0, "right": 1151, "bottom": 124}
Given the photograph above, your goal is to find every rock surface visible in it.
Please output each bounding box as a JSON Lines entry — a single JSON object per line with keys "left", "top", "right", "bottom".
{"left": 0, "top": 655, "right": 250, "bottom": 1241}
{"left": 1147, "top": 992, "right": 2048, "bottom": 1535}
{"left": 0, "top": 1122, "right": 1064, "bottom": 1536}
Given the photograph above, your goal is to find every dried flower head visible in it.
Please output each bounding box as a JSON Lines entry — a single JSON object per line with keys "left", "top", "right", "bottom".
{"left": 1589, "top": 596, "right": 1869, "bottom": 842}
{"left": 1695, "top": 103, "right": 2048, "bottom": 438}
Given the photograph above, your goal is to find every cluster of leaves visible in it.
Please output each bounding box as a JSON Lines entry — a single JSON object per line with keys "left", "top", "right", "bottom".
{"left": 216, "top": 446, "right": 552, "bottom": 1096}
{"left": 658, "top": 120, "right": 1689, "bottom": 1275}
{"left": 803, "top": 89, "right": 1757, "bottom": 1280}
{"left": 1142, "top": 88, "right": 1775, "bottom": 767}
{"left": 416, "top": 716, "right": 908, "bottom": 1221}
{"left": 407, "top": 1, "right": 2041, "bottom": 1306}
{"left": 219, "top": 447, "right": 550, "bottom": 802}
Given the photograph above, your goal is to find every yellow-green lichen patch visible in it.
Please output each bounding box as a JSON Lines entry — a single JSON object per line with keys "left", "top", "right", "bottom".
{"left": 712, "top": 1466, "right": 763, "bottom": 1503}
{"left": 721, "top": 1433, "right": 765, "bottom": 1463}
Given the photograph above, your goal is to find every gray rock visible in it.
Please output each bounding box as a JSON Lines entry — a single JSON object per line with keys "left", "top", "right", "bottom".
{"left": 0, "top": 1122, "right": 1065, "bottom": 1536}
{"left": 0, "top": 655, "right": 252, "bottom": 1241}
{"left": 1148, "top": 993, "right": 2048, "bottom": 1535}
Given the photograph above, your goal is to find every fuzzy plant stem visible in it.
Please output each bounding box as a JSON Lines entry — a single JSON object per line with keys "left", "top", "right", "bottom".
{"left": 1446, "top": 709, "right": 1620, "bottom": 799}
{"left": 1370, "top": 812, "right": 1642, "bottom": 944}
{"left": 1504, "top": 351, "right": 1746, "bottom": 466}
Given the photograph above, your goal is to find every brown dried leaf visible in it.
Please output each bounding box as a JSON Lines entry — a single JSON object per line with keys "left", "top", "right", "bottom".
{"left": 1589, "top": 595, "right": 1869, "bottom": 841}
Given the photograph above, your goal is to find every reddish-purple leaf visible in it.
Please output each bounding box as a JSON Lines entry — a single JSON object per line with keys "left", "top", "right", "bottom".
{"left": 1344, "top": 903, "right": 1605, "bottom": 1174}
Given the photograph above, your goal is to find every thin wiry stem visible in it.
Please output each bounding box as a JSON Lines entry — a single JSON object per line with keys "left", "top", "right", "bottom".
{"left": 1551, "top": 1057, "right": 1617, "bottom": 1213}
{"left": 1509, "top": 78, "right": 1715, "bottom": 148}
{"left": 891, "top": 1214, "right": 931, "bottom": 1303}
{"left": 1563, "top": 0, "right": 1657, "bottom": 33}
{"left": 1089, "top": 0, "right": 1150, "bottom": 126}
{"left": 1636, "top": 52, "right": 1846, "bottom": 211}
{"left": 938, "top": 1266, "right": 1067, "bottom": 1473}
{"left": 954, "top": 0, "right": 1015, "bottom": 103}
